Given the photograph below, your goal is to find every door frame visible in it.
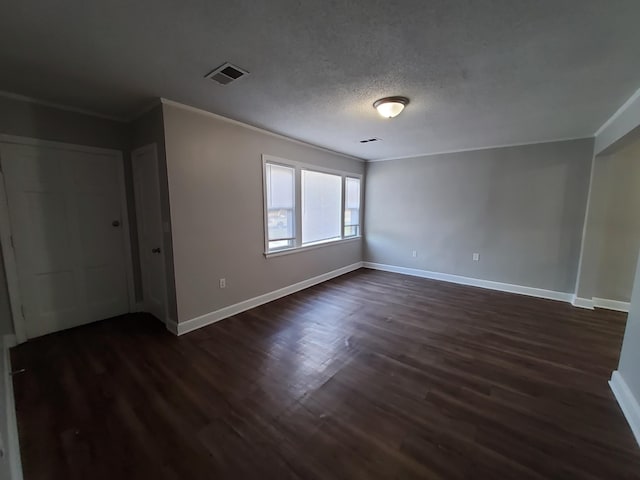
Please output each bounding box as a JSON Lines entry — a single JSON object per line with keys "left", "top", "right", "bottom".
{"left": 0, "top": 134, "right": 136, "bottom": 343}
{"left": 131, "top": 143, "right": 169, "bottom": 325}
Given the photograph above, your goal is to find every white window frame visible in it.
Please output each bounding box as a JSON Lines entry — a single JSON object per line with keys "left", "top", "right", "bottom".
{"left": 262, "top": 154, "right": 362, "bottom": 258}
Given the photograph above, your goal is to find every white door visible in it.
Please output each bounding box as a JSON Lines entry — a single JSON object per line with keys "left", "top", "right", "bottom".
{"left": 0, "top": 142, "right": 131, "bottom": 339}
{"left": 132, "top": 144, "right": 167, "bottom": 323}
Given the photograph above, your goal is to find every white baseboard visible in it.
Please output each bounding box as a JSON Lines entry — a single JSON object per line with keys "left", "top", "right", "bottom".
{"left": 166, "top": 319, "right": 178, "bottom": 336}
{"left": 362, "top": 262, "right": 573, "bottom": 303}
{"left": 610, "top": 371, "right": 640, "bottom": 447}
{"left": 173, "top": 262, "right": 363, "bottom": 336}
{"left": 362, "top": 263, "right": 631, "bottom": 312}
{"left": 2, "top": 335, "right": 23, "bottom": 480}
{"left": 593, "top": 297, "right": 630, "bottom": 313}
{"left": 572, "top": 296, "right": 630, "bottom": 312}
{"left": 572, "top": 296, "right": 594, "bottom": 310}
{"left": 168, "top": 261, "right": 630, "bottom": 337}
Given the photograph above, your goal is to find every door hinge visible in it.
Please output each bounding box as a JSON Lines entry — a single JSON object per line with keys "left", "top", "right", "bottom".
{"left": 20, "top": 304, "right": 25, "bottom": 318}
{"left": 10, "top": 235, "right": 14, "bottom": 249}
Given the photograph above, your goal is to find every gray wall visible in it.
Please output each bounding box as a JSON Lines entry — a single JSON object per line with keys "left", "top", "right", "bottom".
{"left": 129, "top": 105, "right": 178, "bottom": 322}
{"left": 162, "top": 103, "right": 364, "bottom": 322}
{"left": 576, "top": 140, "right": 640, "bottom": 302}
{"left": 0, "top": 95, "right": 130, "bottom": 335}
{"left": 364, "top": 138, "right": 594, "bottom": 293}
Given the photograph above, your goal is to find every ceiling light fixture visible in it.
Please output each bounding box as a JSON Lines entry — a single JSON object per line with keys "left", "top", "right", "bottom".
{"left": 373, "top": 96, "right": 409, "bottom": 118}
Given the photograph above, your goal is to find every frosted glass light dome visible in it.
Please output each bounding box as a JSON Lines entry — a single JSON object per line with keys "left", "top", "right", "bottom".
{"left": 373, "top": 97, "right": 409, "bottom": 118}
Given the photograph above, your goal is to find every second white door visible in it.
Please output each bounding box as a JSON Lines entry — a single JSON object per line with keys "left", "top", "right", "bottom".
{"left": 132, "top": 144, "right": 167, "bottom": 323}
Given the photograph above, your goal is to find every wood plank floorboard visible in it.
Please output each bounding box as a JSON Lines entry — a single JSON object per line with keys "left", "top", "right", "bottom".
{"left": 10, "top": 268, "right": 640, "bottom": 479}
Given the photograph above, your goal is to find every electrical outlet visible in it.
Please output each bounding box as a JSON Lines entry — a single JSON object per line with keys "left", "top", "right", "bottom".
{"left": 412, "top": 250, "right": 417, "bottom": 258}
{"left": 472, "top": 253, "right": 480, "bottom": 262}
{"left": 219, "top": 278, "right": 226, "bottom": 289}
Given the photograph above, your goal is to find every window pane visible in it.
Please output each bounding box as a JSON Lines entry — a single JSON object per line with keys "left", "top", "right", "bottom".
{"left": 344, "top": 177, "right": 360, "bottom": 237}
{"left": 302, "top": 170, "right": 341, "bottom": 244}
{"left": 265, "top": 163, "right": 295, "bottom": 248}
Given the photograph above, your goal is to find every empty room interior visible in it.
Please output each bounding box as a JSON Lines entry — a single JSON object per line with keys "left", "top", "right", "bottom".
{"left": 2, "top": 1, "right": 640, "bottom": 479}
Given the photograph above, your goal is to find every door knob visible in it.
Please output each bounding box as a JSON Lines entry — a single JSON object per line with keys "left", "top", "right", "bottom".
{"left": 112, "top": 220, "right": 121, "bottom": 227}
{"left": 152, "top": 247, "right": 161, "bottom": 254}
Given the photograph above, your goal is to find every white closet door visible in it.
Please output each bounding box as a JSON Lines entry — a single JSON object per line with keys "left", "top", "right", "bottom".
{"left": 0, "top": 143, "right": 130, "bottom": 339}
{"left": 132, "top": 145, "right": 167, "bottom": 323}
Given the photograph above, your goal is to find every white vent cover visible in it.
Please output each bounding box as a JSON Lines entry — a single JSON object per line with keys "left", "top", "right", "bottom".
{"left": 205, "top": 62, "right": 249, "bottom": 85}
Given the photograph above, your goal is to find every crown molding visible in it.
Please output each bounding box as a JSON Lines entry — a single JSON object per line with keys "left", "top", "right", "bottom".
{"left": 368, "top": 136, "right": 592, "bottom": 163}
{"left": 0, "top": 88, "right": 611, "bottom": 164}
{"left": 594, "top": 87, "right": 640, "bottom": 137}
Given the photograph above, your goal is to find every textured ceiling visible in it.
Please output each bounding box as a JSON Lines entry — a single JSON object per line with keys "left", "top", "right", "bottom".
{"left": 1, "top": 1, "right": 640, "bottom": 160}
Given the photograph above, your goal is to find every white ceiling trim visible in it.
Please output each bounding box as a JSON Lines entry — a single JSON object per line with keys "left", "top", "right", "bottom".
{"left": 160, "top": 98, "right": 365, "bottom": 163}
{"left": 0, "top": 90, "right": 128, "bottom": 123}
{"left": 369, "top": 136, "right": 592, "bottom": 163}
{"left": 594, "top": 86, "right": 640, "bottom": 137}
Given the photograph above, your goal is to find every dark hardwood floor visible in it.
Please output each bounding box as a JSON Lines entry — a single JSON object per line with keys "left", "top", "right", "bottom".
{"left": 10, "top": 268, "right": 640, "bottom": 479}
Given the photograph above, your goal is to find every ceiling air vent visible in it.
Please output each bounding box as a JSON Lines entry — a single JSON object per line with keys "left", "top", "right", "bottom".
{"left": 359, "top": 137, "right": 381, "bottom": 144}
{"left": 205, "top": 62, "right": 249, "bottom": 85}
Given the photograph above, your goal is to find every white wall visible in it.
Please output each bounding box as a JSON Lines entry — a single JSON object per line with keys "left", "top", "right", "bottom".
{"left": 619, "top": 252, "right": 640, "bottom": 402}
{"left": 162, "top": 102, "right": 364, "bottom": 323}
{"left": 596, "top": 87, "right": 640, "bottom": 442}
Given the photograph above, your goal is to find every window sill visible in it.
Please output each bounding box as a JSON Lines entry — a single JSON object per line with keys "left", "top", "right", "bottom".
{"left": 264, "top": 236, "right": 361, "bottom": 258}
